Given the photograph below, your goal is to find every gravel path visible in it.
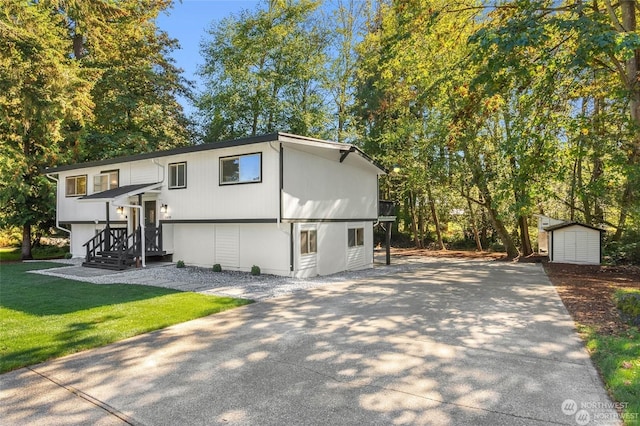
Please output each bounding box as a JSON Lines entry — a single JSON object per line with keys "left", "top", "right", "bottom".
{"left": 29, "top": 254, "right": 436, "bottom": 301}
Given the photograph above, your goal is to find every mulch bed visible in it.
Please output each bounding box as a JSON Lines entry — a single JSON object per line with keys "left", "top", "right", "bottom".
{"left": 544, "top": 263, "right": 640, "bottom": 335}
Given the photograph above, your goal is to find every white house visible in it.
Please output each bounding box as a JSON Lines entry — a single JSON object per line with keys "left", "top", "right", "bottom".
{"left": 45, "top": 133, "right": 386, "bottom": 277}
{"left": 533, "top": 214, "right": 564, "bottom": 254}
{"left": 545, "top": 222, "right": 604, "bottom": 265}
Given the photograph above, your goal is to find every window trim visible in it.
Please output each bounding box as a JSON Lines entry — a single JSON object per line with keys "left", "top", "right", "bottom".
{"left": 168, "top": 161, "right": 187, "bottom": 190}
{"left": 300, "top": 229, "right": 317, "bottom": 256}
{"left": 219, "top": 152, "right": 262, "bottom": 186}
{"left": 348, "top": 227, "right": 365, "bottom": 248}
{"left": 93, "top": 169, "right": 119, "bottom": 193}
{"left": 65, "top": 175, "right": 87, "bottom": 197}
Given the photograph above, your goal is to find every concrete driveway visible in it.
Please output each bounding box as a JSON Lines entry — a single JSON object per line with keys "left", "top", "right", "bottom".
{"left": 1, "top": 259, "right": 619, "bottom": 425}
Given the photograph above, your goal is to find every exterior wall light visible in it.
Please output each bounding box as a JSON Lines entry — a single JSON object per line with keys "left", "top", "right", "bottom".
{"left": 116, "top": 206, "right": 124, "bottom": 215}
{"left": 160, "top": 204, "right": 168, "bottom": 214}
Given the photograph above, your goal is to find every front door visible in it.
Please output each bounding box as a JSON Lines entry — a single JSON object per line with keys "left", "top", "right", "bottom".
{"left": 144, "top": 201, "right": 156, "bottom": 227}
{"left": 144, "top": 201, "right": 160, "bottom": 253}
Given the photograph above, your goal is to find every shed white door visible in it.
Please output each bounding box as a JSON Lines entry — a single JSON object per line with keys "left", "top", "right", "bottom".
{"left": 553, "top": 226, "right": 600, "bottom": 265}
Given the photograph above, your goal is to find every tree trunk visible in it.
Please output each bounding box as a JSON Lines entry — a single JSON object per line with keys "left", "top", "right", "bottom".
{"left": 426, "top": 183, "right": 445, "bottom": 250}
{"left": 615, "top": 0, "right": 640, "bottom": 240}
{"left": 518, "top": 215, "right": 533, "bottom": 256}
{"left": 21, "top": 223, "right": 33, "bottom": 260}
{"left": 466, "top": 195, "right": 483, "bottom": 251}
{"left": 408, "top": 191, "right": 422, "bottom": 248}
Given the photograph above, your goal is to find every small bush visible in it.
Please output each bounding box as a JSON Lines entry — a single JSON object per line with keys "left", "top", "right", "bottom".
{"left": 64, "top": 252, "right": 73, "bottom": 259}
{"left": 212, "top": 264, "right": 222, "bottom": 272}
{"left": 616, "top": 290, "right": 640, "bottom": 326}
{"left": 176, "top": 260, "right": 185, "bottom": 268}
{"left": 250, "top": 265, "right": 260, "bottom": 276}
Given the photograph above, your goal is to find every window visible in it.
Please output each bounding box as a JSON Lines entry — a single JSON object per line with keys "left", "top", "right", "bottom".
{"left": 93, "top": 170, "right": 118, "bottom": 193}
{"left": 300, "top": 229, "right": 317, "bottom": 255}
{"left": 169, "top": 162, "right": 187, "bottom": 189}
{"left": 220, "top": 153, "right": 261, "bottom": 185}
{"left": 65, "top": 175, "right": 87, "bottom": 197}
{"left": 348, "top": 228, "right": 364, "bottom": 248}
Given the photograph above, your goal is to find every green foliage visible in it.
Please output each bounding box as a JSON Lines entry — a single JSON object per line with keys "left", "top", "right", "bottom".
{"left": 0, "top": 262, "right": 251, "bottom": 372}
{"left": 0, "top": 0, "right": 192, "bottom": 260}
{"left": 176, "top": 260, "right": 185, "bottom": 268}
{"left": 615, "top": 290, "right": 640, "bottom": 326}
{"left": 583, "top": 326, "right": 640, "bottom": 423}
{"left": 212, "top": 263, "right": 222, "bottom": 272}
{"left": 197, "top": 0, "right": 330, "bottom": 141}
{"left": 251, "top": 265, "right": 261, "bottom": 276}
{"left": 0, "top": 245, "right": 68, "bottom": 262}
{"left": 64, "top": 252, "right": 73, "bottom": 259}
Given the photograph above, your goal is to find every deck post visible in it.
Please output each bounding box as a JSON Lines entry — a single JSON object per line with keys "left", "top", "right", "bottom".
{"left": 104, "top": 202, "right": 111, "bottom": 249}
{"left": 385, "top": 221, "right": 392, "bottom": 265}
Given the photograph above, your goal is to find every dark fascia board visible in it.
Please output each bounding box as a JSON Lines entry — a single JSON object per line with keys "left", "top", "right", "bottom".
{"left": 544, "top": 221, "right": 605, "bottom": 233}
{"left": 43, "top": 133, "right": 280, "bottom": 174}
{"left": 43, "top": 131, "right": 387, "bottom": 175}
{"left": 278, "top": 132, "right": 387, "bottom": 173}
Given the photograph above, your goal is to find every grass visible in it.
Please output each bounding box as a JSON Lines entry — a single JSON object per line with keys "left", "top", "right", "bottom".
{"left": 0, "top": 245, "right": 69, "bottom": 262}
{"left": 580, "top": 325, "right": 640, "bottom": 425}
{"left": 0, "top": 262, "right": 252, "bottom": 373}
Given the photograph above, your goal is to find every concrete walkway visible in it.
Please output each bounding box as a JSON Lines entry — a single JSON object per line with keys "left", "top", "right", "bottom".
{"left": 1, "top": 260, "right": 619, "bottom": 425}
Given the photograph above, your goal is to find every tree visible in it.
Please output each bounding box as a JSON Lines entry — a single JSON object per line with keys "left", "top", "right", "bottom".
{"left": 197, "top": 0, "right": 330, "bottom": 141}
{"left": 0, "top": 1, "right": 93, "bottom": 259}
{"left": 0, "top": 0, "right": 192, "bottom": 259}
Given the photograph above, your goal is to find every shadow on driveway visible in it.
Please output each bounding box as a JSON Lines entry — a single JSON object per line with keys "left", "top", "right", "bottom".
{"left": 1, "top": 259, "right": 619, "bottom": 425}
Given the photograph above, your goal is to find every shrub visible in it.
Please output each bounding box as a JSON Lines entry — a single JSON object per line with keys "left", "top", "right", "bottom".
{"left": 250, "top": 265, "right": 260, "bottom": 276}
{"left": 176, "top": 260, "right": 185, "bottom": 268}
{"left": 64, "top": 252, "right": 73, "bottom": 259}
{"left": 616, "top": 290, "right": 640, "bottom": 326}
{"left": 212, "top": 264, "right": 222, "bottom": 272}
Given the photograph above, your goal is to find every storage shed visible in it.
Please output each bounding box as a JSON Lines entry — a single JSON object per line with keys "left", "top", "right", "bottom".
{"left": 545, "top": 222, "right": 604, "bottom": 265}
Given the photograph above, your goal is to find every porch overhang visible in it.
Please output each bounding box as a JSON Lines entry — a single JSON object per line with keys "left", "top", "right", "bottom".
{"left": 79, "top": 182, "right": 162, "bottom": 203}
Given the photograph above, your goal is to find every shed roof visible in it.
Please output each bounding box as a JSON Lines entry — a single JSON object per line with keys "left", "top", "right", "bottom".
{"left": 44, "top": 132, "right": 386, "bottom": 174}
{"left": 543, "top": 221, "right": 605, "bottom": 233}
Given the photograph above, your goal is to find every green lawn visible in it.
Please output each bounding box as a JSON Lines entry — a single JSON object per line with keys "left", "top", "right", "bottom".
{"left": 0, "top": 262, "right": 252, "bottom": 373}
{"left": 581, "top": 325, "right": 640, "bottom": 426}
{"left": 0, "top": 245, "right": 69, "bottom": 261}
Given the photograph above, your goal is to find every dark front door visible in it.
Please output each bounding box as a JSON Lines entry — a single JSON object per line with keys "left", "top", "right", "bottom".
{"left": 144, "top": 201, "right": 156, "bottom": 226}
{"left": 144, "top": 201, "right": 161, "bottom": 253}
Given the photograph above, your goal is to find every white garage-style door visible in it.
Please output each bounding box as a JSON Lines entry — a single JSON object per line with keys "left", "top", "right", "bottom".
{"left": 552, "top": 225, "right": 601, "bottom": 265}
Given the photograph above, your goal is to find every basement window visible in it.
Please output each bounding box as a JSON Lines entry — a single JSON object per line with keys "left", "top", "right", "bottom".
{"left": 348, "top": 228, "right": 364, "bottom": 248}
{"left": 301, "top": 229, "right": 317, "bottom": 255}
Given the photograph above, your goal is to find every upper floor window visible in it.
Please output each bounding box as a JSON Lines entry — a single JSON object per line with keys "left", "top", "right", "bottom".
{"left": 348, "top": 227, "right": 364, "bottom": 248}
{"left": 220, "top": 153, "right": 261, "bottom": 185}
{"left": 93, "top": 170, "right": 118, "bottom": 193}
{"left": 300, "top": 229, "right": 317, "bottom": 255}
{"left": 65, "top": 175, "right": 87, "bottom": 197}
{"left": 169, "top": 162, "right": 187, "bottom": 189}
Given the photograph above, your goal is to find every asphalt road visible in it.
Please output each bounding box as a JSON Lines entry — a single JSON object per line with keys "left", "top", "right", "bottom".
{"left": 1, "top": 259, "right": 620, "bottom": 425}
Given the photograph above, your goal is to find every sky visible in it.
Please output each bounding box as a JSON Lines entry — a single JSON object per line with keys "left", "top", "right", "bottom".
{"left": 156, "top": 1, "right": 262, "bottom": 116}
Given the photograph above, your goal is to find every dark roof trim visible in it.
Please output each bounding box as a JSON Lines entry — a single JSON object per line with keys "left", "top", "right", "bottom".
{"left": 544, "top": 221, "right": 605, "bottom": 233}
{"left": 45, "top": 133, "right": 279, "bottom": 173}
{"left": 80, "top": 183, "right": 161, "bottom": 201}
{"left": 43, "top": 132, "right": 387, "bottom": 174}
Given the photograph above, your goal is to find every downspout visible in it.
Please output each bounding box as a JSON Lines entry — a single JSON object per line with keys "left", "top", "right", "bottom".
{"left": 45, "top": 173, "right": 71, "bottom": 236}
{"left": 112, "top": 201, "right": 145, "bottom": 267}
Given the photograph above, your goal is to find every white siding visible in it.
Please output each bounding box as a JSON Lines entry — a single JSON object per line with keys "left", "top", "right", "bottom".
{"left": 215, "top": 225, "right": 240, "bottom": 268}
{"left": 171, "top": 223, "right": 290, "bottom": 275}
{"left": 550, "top": 225, "right": 601, "bottom": 265}
{"left": 282, "top": 145, "right": 378, "bottom": 220}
